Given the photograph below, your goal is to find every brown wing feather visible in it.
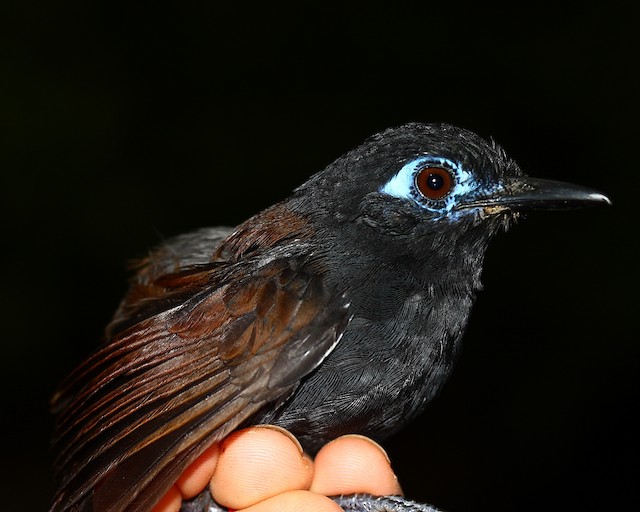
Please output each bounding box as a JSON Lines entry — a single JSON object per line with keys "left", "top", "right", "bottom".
{"left": 50, "top": 246, "right": 350, "bottom": 512}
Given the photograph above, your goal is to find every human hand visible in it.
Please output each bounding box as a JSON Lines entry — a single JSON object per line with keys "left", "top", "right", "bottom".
{"left": 152, "top": 425, "right": 402, "bottom": 512}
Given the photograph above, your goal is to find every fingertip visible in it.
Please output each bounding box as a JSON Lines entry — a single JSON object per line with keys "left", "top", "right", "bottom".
{"left": 252, "top": 424, "right": 304, "bottom": 455}
{"left": 238, "top": 490, "right": 343, "bottom": 512}
{"left": 310, "top": 435, "right": 402, "bottom": 497}
{"left": 151, "top": 485, "right": 181, "bottom": 512}
{"left": 176, "top": 443, "right": 220, "bottom": 499}
{"left": 339, "top": 435, "right": 391, "bottom": 463}
{"left": 211, "top": 426, "right": 314, "bottom": 509}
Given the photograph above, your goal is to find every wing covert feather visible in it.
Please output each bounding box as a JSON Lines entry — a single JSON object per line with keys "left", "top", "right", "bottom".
{"left": 50, "top": 250, "right": 350, "bottom": 512}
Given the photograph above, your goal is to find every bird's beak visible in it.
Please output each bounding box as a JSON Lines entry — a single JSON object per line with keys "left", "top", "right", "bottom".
{"left": 460, "top": 176, "right": 611, "bottom": 212}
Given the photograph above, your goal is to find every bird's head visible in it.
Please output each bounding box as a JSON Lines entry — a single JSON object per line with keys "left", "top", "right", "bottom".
{"left": 290, "top": 123, "right": 610, "bottom": 284}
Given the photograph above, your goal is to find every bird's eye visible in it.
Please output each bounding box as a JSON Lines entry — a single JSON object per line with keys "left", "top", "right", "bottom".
{"left": 415, "top": 167, "right": 454, "bottom": 200}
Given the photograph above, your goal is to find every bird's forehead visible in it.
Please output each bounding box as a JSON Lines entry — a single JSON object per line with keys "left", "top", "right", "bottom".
{"left": 296, "top": 123, "right": 514, "bottom": 202}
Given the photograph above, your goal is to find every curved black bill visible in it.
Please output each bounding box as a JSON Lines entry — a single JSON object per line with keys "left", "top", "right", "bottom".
{"left": 462, "top": 176, "right": 612, "bottom": 211}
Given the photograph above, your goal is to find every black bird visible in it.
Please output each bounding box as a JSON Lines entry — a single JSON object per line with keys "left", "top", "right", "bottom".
{"left": 50, "top": 123, "right": 610, "bottom": 512}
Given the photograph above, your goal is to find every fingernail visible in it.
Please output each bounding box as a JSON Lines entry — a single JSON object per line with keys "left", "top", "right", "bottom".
{"left": 252, "top": 424, "right": 304, "bottom": 455}
{"left": 339, "top": 434, "right": 391, "bottom": 464}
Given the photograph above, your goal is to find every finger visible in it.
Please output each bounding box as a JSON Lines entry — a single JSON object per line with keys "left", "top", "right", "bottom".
{"left": 238, "top": 490, "right": 343, "bottom": 512}
{"left": 151, "top": 484, "right": 181, "bottom": 512}
{"left": 210, "top": 425, "right": 314, "bottom": 510}
{"left": 175, "top": 443, "right": 221, "bottom": 499}
{"left": 310, "top": 435, "right": 402, "bottom": 496}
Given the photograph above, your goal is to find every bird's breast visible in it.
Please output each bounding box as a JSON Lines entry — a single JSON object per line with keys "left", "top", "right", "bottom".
{"left": 256, "top": 285, "right": 474, "bottom": 452}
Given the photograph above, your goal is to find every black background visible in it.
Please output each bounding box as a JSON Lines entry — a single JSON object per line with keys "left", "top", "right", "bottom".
{"left": 1, "top": 2, "right": 637, "bottom": 511}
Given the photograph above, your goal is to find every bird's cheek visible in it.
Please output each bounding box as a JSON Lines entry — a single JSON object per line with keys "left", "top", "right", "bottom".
{"left": 357, "top": 197, "right": 420, "bottom": 235}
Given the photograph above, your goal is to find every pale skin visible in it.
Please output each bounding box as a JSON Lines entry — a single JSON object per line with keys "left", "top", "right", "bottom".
{"left": 151, "top": 426, "right": 403, "bottom": 512}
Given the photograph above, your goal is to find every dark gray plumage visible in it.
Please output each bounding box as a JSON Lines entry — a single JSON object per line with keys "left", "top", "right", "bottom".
{"left": 50, "top": 123, "right": 610, "bottom": 512}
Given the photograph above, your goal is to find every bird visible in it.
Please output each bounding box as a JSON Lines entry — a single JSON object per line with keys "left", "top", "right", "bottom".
{"left": 49, "top": 122, "right": 610, "bottom": 512}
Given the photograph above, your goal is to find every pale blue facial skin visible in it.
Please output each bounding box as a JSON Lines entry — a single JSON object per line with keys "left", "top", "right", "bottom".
{"left": 380, "top": 155, "right": 500, "bottom": 219}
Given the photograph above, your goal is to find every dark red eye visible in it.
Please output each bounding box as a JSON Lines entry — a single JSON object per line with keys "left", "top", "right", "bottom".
{"left": 415, "top": 167, "right": 453, "bottom": 200}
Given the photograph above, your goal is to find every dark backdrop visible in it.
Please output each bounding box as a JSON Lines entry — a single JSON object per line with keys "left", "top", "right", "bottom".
{"left": 1, "top": 2, "right": 637, "bottom": 511}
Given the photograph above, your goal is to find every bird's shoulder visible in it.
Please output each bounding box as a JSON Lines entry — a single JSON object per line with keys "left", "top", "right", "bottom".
{"left": 108, "top": 202, "right": 318, "bottom": 336}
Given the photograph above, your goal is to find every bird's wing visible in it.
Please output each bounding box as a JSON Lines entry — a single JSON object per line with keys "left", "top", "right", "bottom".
{"left": 50, "top": 246, "right": 351, "bottom": 512}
